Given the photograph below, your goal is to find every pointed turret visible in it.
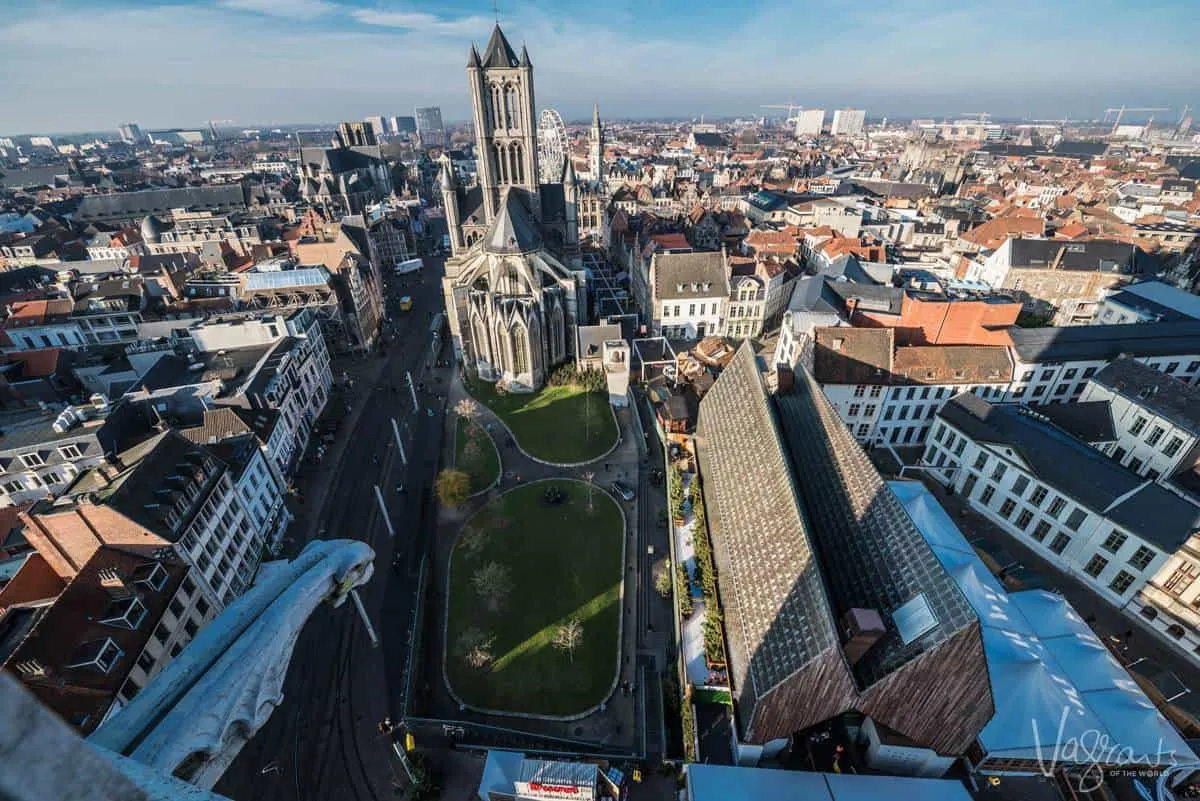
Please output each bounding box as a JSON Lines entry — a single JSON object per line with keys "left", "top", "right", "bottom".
{"left": 519, "top": 44, "right": 532, "bottom": 68}
{"left": 481, "top": 24, "right": 519, "bottom": 68}
{"left": 439, "top": 160, "right": 456, "bottom": 192}
{"left": 563, "top": 156, "right": 577, "bottom": 188}
{"left": 467, "top": 42, "right": 481, "bottom": 69}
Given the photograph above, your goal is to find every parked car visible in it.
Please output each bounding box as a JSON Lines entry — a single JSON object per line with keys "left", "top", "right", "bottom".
{"left": 611, "top": 481, "right": 635, "bottom": 502}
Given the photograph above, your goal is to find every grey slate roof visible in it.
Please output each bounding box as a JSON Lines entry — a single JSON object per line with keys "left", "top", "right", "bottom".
{"left": 1027, "top": 401, "right": 1116, "bottom": 442}
{"left": 825, "top": 279, "right": 903, "bottom": 314}
{"left": 938, "top": 395, "right": 1200, "bottom": 553}
{"left": 1008, "top": 238, "right": 1150, "bottom": 275}
{"left": 100, "top": 430, "right": 222, "bottom": 542}
{"left": 74, "top": 185, "right": 246, "bottom": 223}
{"left": 1091, "top": 357, "right": 1200, "bottom": 437}
{"left": 786, "top": 275, "right": 843, "bottom": 316}
{"left": 1007, "top": 320, "right": 1200, "bottom": 363}
{"left": 653, "top": 251, "right": 729, "bottom": 300}
{"left": 483, "top": 189, "right": 543, "bottom": 254}
{"left": 775, "top": 365, "right": 978, "bottom": 687}
{"left": 695, "top": 344, "right": 838, "bottom": 707}
{"left": 691, "top": 132, "right": 727, "bottom": 149}
{"left": 481, "top": 24, "right": 519, "bottom": 68}
{"left": 1051, "top": 140, "right": 1109, "bottom": 159}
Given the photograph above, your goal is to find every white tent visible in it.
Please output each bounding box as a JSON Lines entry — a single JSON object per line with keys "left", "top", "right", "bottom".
{"left": 977, "top": 626, "right": 1106, "bottom": 755}
{"left": 890, "top": 480, "right": 1197, "bottom": 768}
{"left": 1010, "top": 590, "right": 1090, "bottom": 640}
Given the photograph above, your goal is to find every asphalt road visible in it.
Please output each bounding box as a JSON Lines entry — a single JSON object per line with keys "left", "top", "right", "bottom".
{"left": 214, "top": 251, "right": 449, "bottom": 801}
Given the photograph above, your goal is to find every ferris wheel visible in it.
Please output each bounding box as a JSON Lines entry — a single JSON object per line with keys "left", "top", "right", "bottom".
{"left": 537, "top": 108, "right": 568, "bottom": 184}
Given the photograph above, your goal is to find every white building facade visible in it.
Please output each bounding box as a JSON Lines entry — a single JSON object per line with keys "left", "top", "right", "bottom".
{"left": 926, "top": 395, "right": 1200, "bottom": 664}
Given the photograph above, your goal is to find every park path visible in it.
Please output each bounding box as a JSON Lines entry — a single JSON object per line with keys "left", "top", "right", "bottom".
{"left": 421, "top": 373, "right": 643, "bottom": 748}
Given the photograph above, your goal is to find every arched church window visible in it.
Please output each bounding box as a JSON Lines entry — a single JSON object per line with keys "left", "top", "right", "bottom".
{"left": 491, "top": 84, "right": 503, "bottom": 129}
{"left": 494, "top": 144, "right": 506, "bottom": 183}
{"left": 511, "top": 325, "right": 529, "bottom": 375}
{"left": 504, "top": 85, "right": 516, "bottom": 130}
{"left": 509, "top": 144, "right": 521, "bottom": 185}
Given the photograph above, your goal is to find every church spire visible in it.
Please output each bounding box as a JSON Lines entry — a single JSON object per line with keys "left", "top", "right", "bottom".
{"left": 592, "top": 103, "right": 600, "bottom": 128}
{"left": 481, "top": 24, "right": 519, "bottom": 68}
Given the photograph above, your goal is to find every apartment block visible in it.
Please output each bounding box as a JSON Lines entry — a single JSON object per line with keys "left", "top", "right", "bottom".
{"left": 926, "top": 394, "right": 1200, "bottom": 663}
{"left": 1080, "top": 357, "right": 1200, "bottom": 482}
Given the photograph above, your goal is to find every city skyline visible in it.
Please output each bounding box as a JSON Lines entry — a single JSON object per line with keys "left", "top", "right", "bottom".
{"left": 2, "top": 0, "right": 1197, "bottom": 133}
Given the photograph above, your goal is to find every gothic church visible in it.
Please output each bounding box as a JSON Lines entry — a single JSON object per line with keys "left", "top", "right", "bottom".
{"left": 441, "top": 25, "right": 589, "bottom": 391}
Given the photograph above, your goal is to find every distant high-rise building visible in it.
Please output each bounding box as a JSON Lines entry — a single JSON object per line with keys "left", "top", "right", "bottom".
{"left": 414, "top": 106, "right": 446, "bottom": 148}
{"left": 392, "top": 115, "right": 417, "bottom": 135}
{"left": 364, "top": 116, "right": 386, "bottom": 139}
{"left": 337, "top": 121, "right": 377, "bottom": 148}
{"left": 830, "top": 108, "right": 866, "bottom": 136}
{"left": 117, "top": 123, "right": 144, "bottom": 145}
{"left": 794, "top": 108, "right": 825, "bottom": 137}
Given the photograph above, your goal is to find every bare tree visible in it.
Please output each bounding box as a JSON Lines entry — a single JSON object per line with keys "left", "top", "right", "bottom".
{"left": 462, "top": 438, "right": 483, "bottom": 465}
{"left": 454, "top": 627, "right": 494, "bottom": 669}
{"left": 458, "top": 524, "right": 488, "bottom": 560}
{"left": 553, "top": 618, "right": 584, "bottom": 662}
{"left": 455, "top": 398, "right": 480, "bottom": 421}
{"left": 472, "top": 561, "right": 513, "bottom": 612}
{"left": 582, "top": 471, "right": 595, "bottom": 512}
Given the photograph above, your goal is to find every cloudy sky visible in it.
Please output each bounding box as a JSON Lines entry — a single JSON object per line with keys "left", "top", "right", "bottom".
{"left": 3, "top": 0, "right": 1198, "bottom": 134}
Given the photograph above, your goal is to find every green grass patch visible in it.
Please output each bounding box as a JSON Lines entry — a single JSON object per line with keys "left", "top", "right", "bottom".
{"left": 693, "top": 687, "right": 732, "bottom": 705}
{"left": 465, "top": 376, "right": 617, "bottom": 463}
{"left": 455, "top": 417, "right": 500, "bottom": 494}
{"left": 446, "top": 481, "right": 623, "bottom": 716}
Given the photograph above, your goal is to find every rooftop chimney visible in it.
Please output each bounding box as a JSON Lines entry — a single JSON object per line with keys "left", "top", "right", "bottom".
{"left": 841, "top": 608, "right": 886, "bottom": 665}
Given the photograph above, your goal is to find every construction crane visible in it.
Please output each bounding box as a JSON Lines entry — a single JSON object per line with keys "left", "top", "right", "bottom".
{"left": 761, "top": 102, "right": 803, "bottom": 120}
{"left": 1103, "top": 105, "right": 1169, "bottom": 134}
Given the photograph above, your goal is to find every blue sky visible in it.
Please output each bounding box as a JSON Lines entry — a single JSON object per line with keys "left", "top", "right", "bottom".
{"left": 3, "top": 0, "right": 1198, "bottom": 134}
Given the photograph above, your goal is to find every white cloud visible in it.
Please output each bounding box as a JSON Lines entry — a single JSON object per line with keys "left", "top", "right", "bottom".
{"left": 217, "top": 0, "right": 338, "bottom": 19}
{"left": 350, "top": 8, "right": 490, "bottom": 36}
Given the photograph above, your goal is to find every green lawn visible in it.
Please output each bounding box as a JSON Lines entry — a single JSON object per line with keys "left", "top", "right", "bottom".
{"left": 455, "top": 417, "right": 500, "bottom": 494}
{"left": 446, "top": 481, "right": 624, "bottom": 716}
{"left": 465, "top": 377, "right": 617, "bottom": 464}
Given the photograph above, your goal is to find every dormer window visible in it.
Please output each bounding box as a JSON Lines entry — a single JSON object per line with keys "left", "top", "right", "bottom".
{"left": 19, "top": 452, "right": 44, "bottom": 469}
{"left": 101, "top": 596, "right": 148, "bottom": 630}
{"left": 133, "top": 562, "right": 169, "bottom": 592}
{"left": 58, "top": 443, "right": 84, "bottom": 460}
{"left": 67, "top": 638, "right": 124, "bottom": 674}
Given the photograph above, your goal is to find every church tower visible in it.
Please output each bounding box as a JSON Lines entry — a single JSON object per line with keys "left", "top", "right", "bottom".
{"left": 466, "top": 26, "right": 539, "bottom": 224}
{"left": 589, "top": 103, "right": 604, "bottom": 185}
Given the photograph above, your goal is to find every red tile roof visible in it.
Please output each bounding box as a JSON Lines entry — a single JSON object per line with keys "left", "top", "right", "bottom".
{"left": 3, "top": 299, "right": 74, "bottom": 329}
